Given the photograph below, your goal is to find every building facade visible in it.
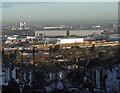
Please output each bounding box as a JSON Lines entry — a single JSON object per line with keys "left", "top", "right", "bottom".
{"left": 35, "top": 30, "right": 103, "bottom": 37}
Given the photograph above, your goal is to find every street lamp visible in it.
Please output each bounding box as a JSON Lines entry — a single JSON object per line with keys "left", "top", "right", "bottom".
{"left": 18, "top": 47, "right": 25, "bottom": 93}
{"left": 32, "top": 47, "right": 36, "bottom": 89}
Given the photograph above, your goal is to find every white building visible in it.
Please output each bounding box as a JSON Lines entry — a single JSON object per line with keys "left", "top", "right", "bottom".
{"left": 44, "top": 26, "right": 63, "bottom": 30}
{"left": 92, "top": 25, "right": 101, "bottom": 29}
{"left": 26, "top": 36, "right": 35, "bottom": 39}
{"left": 7, "top": 36, "right": 17, "bottom": 40}
{"left": 57, "top": 38, "right": 84, "bottom": 44}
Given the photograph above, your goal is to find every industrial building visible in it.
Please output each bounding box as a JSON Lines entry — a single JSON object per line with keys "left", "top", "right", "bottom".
{"left": 107, "top": 34, "right": 120, "bottom": 41}
{"left": 35, "top": 30, "right": 103, "bottom": 37}
{"left": 56, "top": 38, "right": 84, "bottom": 44}
{"left": 44, "top": 26, "right": 63, "bottom": 30}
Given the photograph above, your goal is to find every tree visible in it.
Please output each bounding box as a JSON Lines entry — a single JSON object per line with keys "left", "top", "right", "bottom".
{"left": 49, "top": 46, "right": 54, "bottom": 52}
{"left": 54, "top": 45, "right": 61, "bottom": 52}
{"left": 90, "top": 44, "right": 95, "bottom": 53}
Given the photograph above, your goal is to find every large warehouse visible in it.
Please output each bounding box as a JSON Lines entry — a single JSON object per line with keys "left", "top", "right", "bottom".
{"left": 35, "top": 30, "right": 103, "bottom": 37}
{"left": 57, "top": 38, "right": 84, "bottom": 44}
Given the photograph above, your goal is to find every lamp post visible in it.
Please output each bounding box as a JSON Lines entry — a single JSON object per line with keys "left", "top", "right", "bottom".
{"left": 32, "top": 47, "right": 36, "bottom": 89}
{"left": 18, "top": 47, "right": 24, "bottom": 93}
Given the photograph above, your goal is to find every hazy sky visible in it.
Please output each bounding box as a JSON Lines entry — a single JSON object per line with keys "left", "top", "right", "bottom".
{"left": 1, "top": 0, "right": 119, "bottom": 2}
{"left": 2, "top": 2, "right": 118, "bottom": 23}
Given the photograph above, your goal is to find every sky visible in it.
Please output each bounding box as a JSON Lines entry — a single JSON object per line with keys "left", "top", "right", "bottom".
{"left": 1, "top": 0, "right": 120, "bottom": 2}
{"left": 1, "top": 2, "right": 118, "bottom": 24}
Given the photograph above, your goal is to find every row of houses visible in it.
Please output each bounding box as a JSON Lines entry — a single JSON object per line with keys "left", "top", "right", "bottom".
{"left": 3, "top": 35, "right": 35, "bottom": 45}
{"left": 1, "top": 59, "right": 120, "bottom": 92}
{"left": 83, "top": 64, "right": 120, "bottom": 92}
{"left": 85, "top": 58, "right": 120, "bottom": 92}
{"left": 1, "top": 58, "right": 66, "bottom": 87}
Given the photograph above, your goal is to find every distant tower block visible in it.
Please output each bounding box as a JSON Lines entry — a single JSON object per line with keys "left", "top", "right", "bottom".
{"left": 19, "top": 22, "right": 28, "bottom": 30}
{"left": 23, "top": 22, "right": 26, "bottom": 28}
{"left": 19, "top": 22, "right": 25, "bottom": 30}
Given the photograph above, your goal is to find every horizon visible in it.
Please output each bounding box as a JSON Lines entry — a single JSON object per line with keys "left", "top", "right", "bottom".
{"left": 2, "top": 19, "right": 118, "bottom": 27}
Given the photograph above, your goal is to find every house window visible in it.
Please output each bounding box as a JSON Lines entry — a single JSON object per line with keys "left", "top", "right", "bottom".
{"left": 39, "top": 34, "right": 42, "bottom": 36}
